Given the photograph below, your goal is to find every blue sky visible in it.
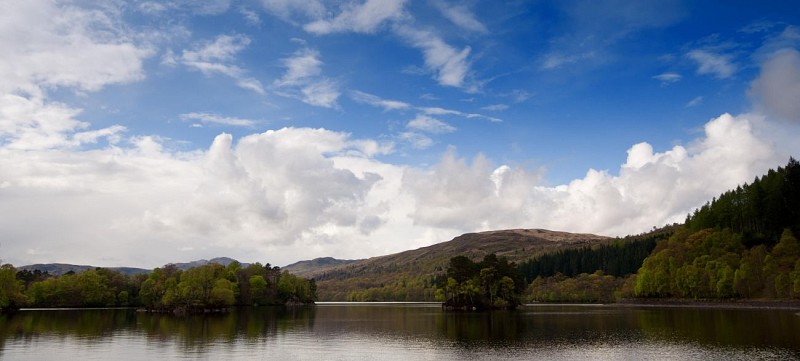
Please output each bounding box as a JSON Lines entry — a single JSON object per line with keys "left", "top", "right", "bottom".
{"left": 1, "top": 0, "right": 800, "bottom": 268}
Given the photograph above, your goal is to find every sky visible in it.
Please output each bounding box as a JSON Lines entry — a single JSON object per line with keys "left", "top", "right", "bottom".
{"left": 1, "top": 0, "right": 800, "bottom": 268}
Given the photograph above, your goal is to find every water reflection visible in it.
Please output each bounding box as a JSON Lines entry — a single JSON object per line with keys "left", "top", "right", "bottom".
{"left": 1, "top": 304, "right": 799, "bottom": 360}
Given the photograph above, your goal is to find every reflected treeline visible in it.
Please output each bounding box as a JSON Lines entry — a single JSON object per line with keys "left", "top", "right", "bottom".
{"left": 634, "top": 307, "right": 800, "bottom": 349}
{"left": 0, "top": 305, "right": 798, "bottom": 353}
{"left": 0, "top": 307, "right": 317, "bottom": 352}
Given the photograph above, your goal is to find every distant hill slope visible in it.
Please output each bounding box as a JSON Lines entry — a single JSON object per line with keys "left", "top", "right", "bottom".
{"left": 308, "top": 228, "right": 610, "bottom": 301}
{"left": 282, "top": 257, "right": 360, "bottom": 278}
{"left": 168, "top": 257, "right": 244, "bottom": 270}
{"left": 18, "top": 257, "right": 244, "bottom": 276}
{"left": 17, "top": 263, "right": 150, "bottom": 276}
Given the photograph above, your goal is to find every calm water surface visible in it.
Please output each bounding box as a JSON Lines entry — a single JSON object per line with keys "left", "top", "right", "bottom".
{"left": 1, "top": 303, "right": 799, "bottom": 360}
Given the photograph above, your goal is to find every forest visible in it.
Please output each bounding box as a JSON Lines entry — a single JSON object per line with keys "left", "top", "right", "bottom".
{"left": 0, "top": 261, "right": 316, "bottom": 313}
{"left": 526, "top": 158, "right": 800, "bottom": 302}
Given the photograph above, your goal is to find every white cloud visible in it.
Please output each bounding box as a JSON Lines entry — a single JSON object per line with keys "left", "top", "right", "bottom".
{"left": 273, "top": 48, "right": 340, "bottom": 108}
{"left": 395, "top": 26, "right": 473, "bottom": 89}
{"left": 176, "top": 34, "right": 265, "bottom": 95}
{"left": 350, "top": 91, "right": 410, "bottom": 111}
{"left": 273, "top": 48, "right": 323, "bottom": 87}
{"left": 421, "top": 107, "right": 501, "bottom": 123}
{"left": 540, "top": 52, "right": 596, "bottom": 70}
{"left": 687, "top": 49, "right": 737, "bottom": 79}
{"left": 398, "top": 131, "right": 434, "bottom": 149}
{"left": 0, "top": 127, "right": 400, "bottom": 267}
{"left": 240, "top": 7, "right": 261, "bottom": 25}
{"left": 431, "top": 0, "right": 487, "bottom": 33}
{"left": 0, "top": 1, "right": 151, "bottom": 95}
{"left": 406, "top": 115, "right": 455, "bottom": 134}
{"left": 259, "top": 0, "right": 326, "bottom": 23}
{"left": 653, "top": 72, "right": 682, "bottom": 85}
{"left": 402, "top": 113, "right": 788, "bottom": 236}
{"left": 749, "top": 48, "right": 800, "bottom": 123}
{"left": 179, "top": 112, "right": 257, "bottom": 127}
{"left": 304, "top": 0, "right": 407, "bottom": 35}
{"left": 1, "top": 112, "right": 795, "bottom": 267}
{"left": 300, "top": 79, "right": 341, "bottom": 108}
{"left": 481, "top": 104, "right": 509, "bottom": 111}
{"left": 0, "top": 1, "right": 148, "bottom": 151}
{"left": 138, "top": 0, "right": 232, "bottom": 16}
{"left": 686, "top": 96, "right": 703, "bottom": 107}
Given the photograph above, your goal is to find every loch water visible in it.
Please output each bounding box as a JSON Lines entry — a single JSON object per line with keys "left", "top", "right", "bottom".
{"left": 1, "top": 303, "right": 799, "bottom": 360}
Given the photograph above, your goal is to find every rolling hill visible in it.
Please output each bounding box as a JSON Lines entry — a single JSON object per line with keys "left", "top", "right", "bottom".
{"left": 298, "top": 228, "right": 611, "bottom": 301}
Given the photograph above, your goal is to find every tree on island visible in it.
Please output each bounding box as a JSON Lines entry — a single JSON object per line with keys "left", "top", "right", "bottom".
{"left": 437, "top": 254, "right": 525, "bottom": 310}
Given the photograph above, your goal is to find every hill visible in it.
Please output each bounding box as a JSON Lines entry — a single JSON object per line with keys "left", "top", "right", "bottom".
{"left": 282, "top": 257, "right": 360, "bottom": 278}
{"left": 18, "top": 257, "right": 244, "bottom": 276}
{"left": 17, "top": 263, "right": 150, "bottom": 276}
{"left": 168, "top": 257, "right": 244, "bottom": 270}
{"left": 308, "top": 228, "right": 610, "bottom": 301}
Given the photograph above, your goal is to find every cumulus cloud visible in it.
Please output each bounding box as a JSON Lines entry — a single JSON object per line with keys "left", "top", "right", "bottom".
{"left": 402, "top": 113, "right": 787, "bottom": 236}
{"left": 0, "top": 1, "right": 151, "bottom": 95}
{"left": 273, "top": 48, "right": 340, "bottom": 108}
{"left": 1, "top": 111, "right": 793, "bottom": 268}
{"left": 686, "top": 49, "right": 737, "bottom": 79}
{"left": 171, "top": 34, "right": 265, "bottom": 94}
{"left": 749, "top": 49, "right": 800, "bottom": 122}
{"left": 0, "top": 1, "right": 149, "bottom": 151}
{"left": 0, "top": 127, "right": 401, "bottom": 267}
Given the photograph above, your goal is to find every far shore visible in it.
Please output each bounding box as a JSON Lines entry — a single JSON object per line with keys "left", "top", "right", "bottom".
{"left": 576, "top": 299, "right": 800, "bottom": 310}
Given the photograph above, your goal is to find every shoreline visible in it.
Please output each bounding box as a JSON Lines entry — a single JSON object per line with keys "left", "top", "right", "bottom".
{"left": 614, "top": 299, "right": 800, "bottom": 310}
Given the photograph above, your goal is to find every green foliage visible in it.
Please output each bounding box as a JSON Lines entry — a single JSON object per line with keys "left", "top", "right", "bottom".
{"left": 685, "top": 158, "right": 800, "bottom": 246}
{"left": 2, "top": 259, "right": 315, "bottom": 311}
{"left": 519, "top": 226, "right": 674, "bottom": 281}
{"left": 633, "top": 227, "right": 800, "bottom": 299}
{"left": 0, "top": 264, "right": 26, "bottom": 311}
{"left": 22, "top": 268, "right": 141, "bottom": 308}
{"left": 527, "top": 271, "right": 624, "bottom": 303}
{"left": 632, "top": 159, "right": 800, "bottom": 300}
{"left": 139, "top": 263, "right": 316, "bottom": 311}
{"left": 440, "top": 254, "right": 524, "bottom": 310}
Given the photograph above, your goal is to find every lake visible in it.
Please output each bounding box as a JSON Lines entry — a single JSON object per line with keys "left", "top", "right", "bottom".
{"left": 1, "top": 303, "right": 798, "bottom": 360}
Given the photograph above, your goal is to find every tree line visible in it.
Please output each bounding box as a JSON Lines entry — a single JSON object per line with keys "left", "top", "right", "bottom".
{"left": 526, "top": 158, "right": 800, "bottom": 302}
{"left": 685, "top": 157, "right": 800, "bottom": 246}
{"left": 518, "top": 225, "right": 675, "bottom": 281}
{"left": 0, "top": 261, "right": 317, "bottom": 313}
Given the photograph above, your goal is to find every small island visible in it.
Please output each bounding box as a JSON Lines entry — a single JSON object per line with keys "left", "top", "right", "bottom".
{"left": 439, "top": 254, "right": 525, "bottom": 310}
